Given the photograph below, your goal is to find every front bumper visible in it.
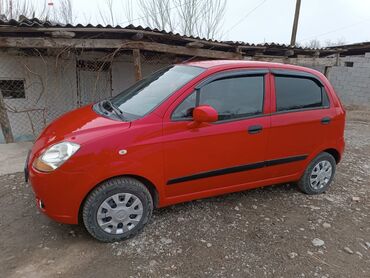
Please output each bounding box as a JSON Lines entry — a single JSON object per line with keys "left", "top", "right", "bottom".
{"left": 26, "top": 160, "right": 96, "bottom": 225}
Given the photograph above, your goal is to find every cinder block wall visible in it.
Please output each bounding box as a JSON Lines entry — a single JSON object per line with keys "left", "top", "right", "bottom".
{"left": 328, "top": 53, "right": 370, "bottom": 108}
{"left": 251, "top": 54, "right": 370, "bottom": 109}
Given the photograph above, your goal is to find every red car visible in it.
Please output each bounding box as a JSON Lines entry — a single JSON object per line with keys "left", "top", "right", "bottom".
{"left": 25, "top": 60, "right": 345, "bottom": 242}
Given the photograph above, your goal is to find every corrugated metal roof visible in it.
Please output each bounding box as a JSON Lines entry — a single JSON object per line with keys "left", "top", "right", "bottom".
{"left": 0, "top": 16, "right": 223, "bottom": 43}
{"left": 4, "top": 16, "right": 364, "bottom": 57}
{"left": 0, "top": 16, "right": 313, "bottom": 49}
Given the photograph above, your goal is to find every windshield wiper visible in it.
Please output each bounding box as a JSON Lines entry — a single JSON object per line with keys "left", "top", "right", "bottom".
{"left": 101, "top": 100, "right": 126, "bottom": 121}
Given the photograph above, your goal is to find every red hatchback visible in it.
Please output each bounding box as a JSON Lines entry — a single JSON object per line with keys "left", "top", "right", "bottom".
{"left": 26, "top": 60, "right": 345, "bottom": 242}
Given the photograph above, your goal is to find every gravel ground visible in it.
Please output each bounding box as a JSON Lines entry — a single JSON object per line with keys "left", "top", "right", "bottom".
{"left": 1, "top": 111, "right": 369, "bottom": 278}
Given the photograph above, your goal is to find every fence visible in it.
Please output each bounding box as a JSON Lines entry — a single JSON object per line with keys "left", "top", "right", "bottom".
{"left": 0, "top": 49, "right": 179, "bottom": 143}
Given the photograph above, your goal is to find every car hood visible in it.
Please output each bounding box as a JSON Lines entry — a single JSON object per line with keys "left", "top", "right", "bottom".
{"left": 31, "top": 105, "right": 130, "bottom": 156}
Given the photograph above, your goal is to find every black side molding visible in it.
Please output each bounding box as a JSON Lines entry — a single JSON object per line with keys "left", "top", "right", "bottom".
{"left": 266, "top": 155, "right": 307, "bottom": 167}
{"left": 167, "top": 155, "right": 308, "bottom": 185}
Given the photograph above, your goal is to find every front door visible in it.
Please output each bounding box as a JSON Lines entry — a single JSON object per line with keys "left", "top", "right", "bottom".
{"left": 162, "top": 71, "right": 270, "bottom": 199}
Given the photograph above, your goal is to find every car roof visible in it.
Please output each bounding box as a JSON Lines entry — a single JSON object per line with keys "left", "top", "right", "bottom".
{"left": 184, "top": 60, "right": 320, "bottom": 74}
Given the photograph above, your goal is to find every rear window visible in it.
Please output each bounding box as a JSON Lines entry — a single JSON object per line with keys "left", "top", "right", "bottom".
{"left": 275, "top": 76, "right": 329, "bottom": 112}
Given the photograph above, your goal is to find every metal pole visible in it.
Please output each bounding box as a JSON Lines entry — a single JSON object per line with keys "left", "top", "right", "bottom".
{"left": 290, "top": 0, "right": 301, "bottom": 46}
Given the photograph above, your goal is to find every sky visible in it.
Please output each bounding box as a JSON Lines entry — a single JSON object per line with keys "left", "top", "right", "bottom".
{"left": 39, "top": 0, "right": 370, "bottom": 45}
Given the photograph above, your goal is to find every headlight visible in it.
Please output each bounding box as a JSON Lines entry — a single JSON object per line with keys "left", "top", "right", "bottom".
{"left": 33, "top": 142, "right": 80, "bottom": 172}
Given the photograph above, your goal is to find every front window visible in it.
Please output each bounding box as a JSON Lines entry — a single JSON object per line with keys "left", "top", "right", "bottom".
{"left": 110, "top": 65, "right": 204, "bottom": 119}
{"left": 172, "top": 75, "right": 265, "bottom": 121}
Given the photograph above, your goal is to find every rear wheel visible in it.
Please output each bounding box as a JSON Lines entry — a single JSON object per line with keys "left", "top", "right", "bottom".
{"left": 82, "top": 177, "right": 153, "bottom": 242}
{"left": 298, "top": 152, "right": 336, "bottom": 195}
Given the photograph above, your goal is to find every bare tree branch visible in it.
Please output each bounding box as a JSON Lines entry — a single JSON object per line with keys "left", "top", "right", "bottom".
{"left": 0, "top": 0, "right": 35, "bottom": 19}
{"left": 0, "top": 0, "right": 74, "bottom": 24}
{"left": 122, "top": 0, "right": 134, "bottom": 25}
{"left": 138, "top": 0, "right": 227, "bottom": 39}
{"left": 59, "top": 0, "right": 73, "bottom": 24}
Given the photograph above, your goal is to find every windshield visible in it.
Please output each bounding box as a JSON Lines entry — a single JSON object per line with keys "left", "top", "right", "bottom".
{"left": 111, "top": 65, "right": 204, "bottom": 118}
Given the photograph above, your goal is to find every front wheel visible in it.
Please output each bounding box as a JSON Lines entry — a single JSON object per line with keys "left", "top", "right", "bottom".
{"left": 82, "top": 177, "right": 153, "bottom": 242}
{"left": 298, "top": 152, "right": 336, "bottom": 195}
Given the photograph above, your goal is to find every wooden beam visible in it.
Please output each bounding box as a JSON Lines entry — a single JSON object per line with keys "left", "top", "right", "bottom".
{"left": 132, "top": 49, "right": 142, "bottom": 81}
{"left": 0, "top": 26, "right": 234, "bottom": 48}
{"left": 0, "top": 90, "right": 14, "bottom": 143}
{"left": 131, "top": 32, "right": 144, "bottom": 41}
{"left": 235, "top": 45, "right": 267, "bottom": 50}
{"left": 186, "top": 41, "right": 204, "bottom": 48}
{"left": 0, "top": 37, "right": 242, "bottom": 59}
{"left": 324, "top": 66, "right": 331, "bottom": 77}
{"left": 284, "top": 50, "right": 295, "bottom": 57}
{"left": 49, "top": 31, "right": 76, "bottom": 38}
{"left": 335, "top": 52, "right": 340, "bottom": 66}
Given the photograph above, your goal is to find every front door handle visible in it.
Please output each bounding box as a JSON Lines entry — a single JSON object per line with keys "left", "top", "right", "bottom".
{"left": 321, "top": 117, "right": 331, "bottom": 125}
{"left": 248, "top": 125, "right": 263, "bottom": 134}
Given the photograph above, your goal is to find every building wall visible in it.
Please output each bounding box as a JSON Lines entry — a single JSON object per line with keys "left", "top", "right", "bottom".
{"left": 0, "top": 51, "right": 173, "bottom": 143}
{"left": 328, "top": 53, "right": 370, "bottom": 107}
{"left": 0, "top": 52, "right": 78, "bottom": 142}
{"left": 1, "top": 50, "right": 369, "bottom": 143}
{"left": 112, "top": 54, "right": 170, "bottom": 96}
{"left": 250, "top": 54, "right": 370, "bottom": 109}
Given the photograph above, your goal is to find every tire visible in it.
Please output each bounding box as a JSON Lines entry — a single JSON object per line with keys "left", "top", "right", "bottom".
{"left": 297, "top": 152, "right": 336, "bottom": 195}
{"left": 82, "top": 177, "right": 153, "bottom": 242}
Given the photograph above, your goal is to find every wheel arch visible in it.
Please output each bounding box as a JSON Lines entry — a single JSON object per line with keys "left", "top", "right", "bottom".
{"left": 78, "top": 174, "right": 159, "bottom": 224}
{"left": 322, "top": 148, "right": 341, "bottom": 164}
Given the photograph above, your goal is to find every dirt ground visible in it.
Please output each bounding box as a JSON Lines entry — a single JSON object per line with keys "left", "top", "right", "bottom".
{"left": 1, "top": 110, "right": 369, "bottom": 278}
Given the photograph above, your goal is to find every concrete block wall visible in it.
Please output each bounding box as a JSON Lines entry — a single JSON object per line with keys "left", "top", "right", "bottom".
{"left": 328, "top": 54, "right": 370, "bottom": 108}
{"left": 250, "top": 54, "right": 370, "bottom": 109}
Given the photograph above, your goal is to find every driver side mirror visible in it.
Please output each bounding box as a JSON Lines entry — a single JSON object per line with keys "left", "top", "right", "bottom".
{"left": 193, "top": 105, "right": 218, "bottom": 123}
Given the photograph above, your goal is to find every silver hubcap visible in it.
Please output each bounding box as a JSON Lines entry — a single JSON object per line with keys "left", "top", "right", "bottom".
{"left": 97, "top": 193, "right": 143, "bottom": 235}
{"left": 310, "top": 160, "right": 332, "bottom": 190}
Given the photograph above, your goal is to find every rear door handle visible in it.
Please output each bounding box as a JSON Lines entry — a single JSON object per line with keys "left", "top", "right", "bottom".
{"left": 248, "top": 125, "right": 263, "bottom": 134}
{"left": 321, "top": 117, "right": 331, "bottom": 125}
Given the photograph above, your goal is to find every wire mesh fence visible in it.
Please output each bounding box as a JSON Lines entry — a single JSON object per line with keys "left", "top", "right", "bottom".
{"left": 0, "top": 48, "right": 189, "bottom": 143}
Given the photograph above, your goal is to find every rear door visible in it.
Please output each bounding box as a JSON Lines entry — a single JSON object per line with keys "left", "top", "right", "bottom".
{"left": 162, "top": 70, "right": 271, "bottom": 198}
{"left": 265, "top": 70, "right": 335, "bottom": 178}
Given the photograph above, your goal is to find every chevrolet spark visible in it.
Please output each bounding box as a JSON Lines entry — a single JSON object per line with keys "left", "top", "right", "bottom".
{"left": 26, "top": 60, "right": 345, "bottom": 242}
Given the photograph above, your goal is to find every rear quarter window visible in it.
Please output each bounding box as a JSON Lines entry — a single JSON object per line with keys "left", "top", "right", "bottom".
{"left": 275, "top": 76, "right": 329, "bottom": 112}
